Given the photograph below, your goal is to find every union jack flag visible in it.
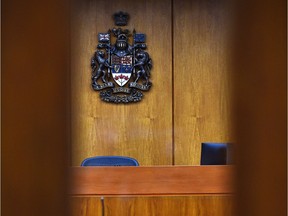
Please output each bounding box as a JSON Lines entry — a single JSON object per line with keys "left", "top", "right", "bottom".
{"left": 121, "top": 56, "right": 132, "bottom": 65}
{"left": 98, "top": 33, "right": 110, "bottom": 43}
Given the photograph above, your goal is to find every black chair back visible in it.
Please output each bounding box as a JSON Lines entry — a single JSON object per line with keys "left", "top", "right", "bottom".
{"left": 201, "top": 143, "right": 233, "bottom": 165}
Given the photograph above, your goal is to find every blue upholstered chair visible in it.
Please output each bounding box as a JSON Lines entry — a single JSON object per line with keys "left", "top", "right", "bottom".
{"left": 200, "top": 143, "right": 234, "bottom": 165}
{"left": 81, "top": 156, "right": 139, "bottom": 166}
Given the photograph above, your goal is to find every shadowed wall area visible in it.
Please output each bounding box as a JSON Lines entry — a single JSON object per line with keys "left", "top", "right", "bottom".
{"left": 2, "top": 0, "right": 69, "bottom": 215}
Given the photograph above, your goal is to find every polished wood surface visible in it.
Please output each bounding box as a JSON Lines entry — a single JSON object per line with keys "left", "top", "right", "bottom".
{"left": 173, "top": 0, "right": 234, "bottom": 165}
{"left": 70, "top": 0, "right": 173, "bottom": 166}
{"left": 103, "top": 196, "right": 234, "bottom": 216}
{"left": 70, "top": 197, "right": 102, "bottom": 216}
{"left": 70, "top": 166, "right": 234, "bottom": 195}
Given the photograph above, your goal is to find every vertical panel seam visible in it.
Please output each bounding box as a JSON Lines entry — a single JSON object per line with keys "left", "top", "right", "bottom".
{"left": 171, "top": 0, "right": 175, "bottom": 165}
{"left": 68, "top": 0, "right": 72, "bottom": 166}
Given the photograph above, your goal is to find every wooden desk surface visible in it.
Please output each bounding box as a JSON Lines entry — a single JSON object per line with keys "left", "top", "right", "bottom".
{"left": 70, "top": 166, "right": 234, "bottom": 196}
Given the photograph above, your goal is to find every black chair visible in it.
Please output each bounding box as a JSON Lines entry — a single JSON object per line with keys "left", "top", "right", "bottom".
{"left": 200, "top": 143, "right": 234, "bottom": 165}
{"left": 81, "top": 156, "right": 139, "bottom": 166}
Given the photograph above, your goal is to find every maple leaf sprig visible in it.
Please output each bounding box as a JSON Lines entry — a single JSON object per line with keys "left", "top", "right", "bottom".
{"left": 114, "top": 74, "right": 129, "bottom": 80}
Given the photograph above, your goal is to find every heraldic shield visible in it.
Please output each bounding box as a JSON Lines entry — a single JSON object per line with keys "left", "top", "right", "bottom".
{"left": 90, "top": 11, "right": 153, "bottom": 103}
{"left": 111, "top": 55, "right": 133, "bottom": 87}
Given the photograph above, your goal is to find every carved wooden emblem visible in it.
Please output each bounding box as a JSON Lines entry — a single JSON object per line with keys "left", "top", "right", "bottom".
{"left": 91, "top": 12, "right": 152, "bottom": 103}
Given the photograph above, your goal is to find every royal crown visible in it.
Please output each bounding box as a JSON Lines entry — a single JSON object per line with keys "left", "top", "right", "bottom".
{"left": 113, "top": 11, "right": 129, "bottom": 26}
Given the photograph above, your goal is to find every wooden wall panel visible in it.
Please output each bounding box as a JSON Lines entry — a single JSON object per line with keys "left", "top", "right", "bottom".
{"left": 104, "top": 196, "right": 234, "bottom": 216}
{"left": 2, "top": 0, "right": 69, "bottom": 215}
{"left": 234, "top": 0, "right": 287, "bottom": 215}
{"left": 71, "top": 0, "right": 172, "bottom": 166}
{"left": 70, "top": 197, "right": 102, "bottom": 216}
{"left": 173, "top": 0, "right": 234, "bottom": 165}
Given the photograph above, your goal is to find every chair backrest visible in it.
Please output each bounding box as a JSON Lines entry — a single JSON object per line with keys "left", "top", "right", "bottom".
{"left": 81, "top": 156, "right": 139, "bottom": 166}
{"left": 200, "top": 143, "right": 234, "bottom": 165}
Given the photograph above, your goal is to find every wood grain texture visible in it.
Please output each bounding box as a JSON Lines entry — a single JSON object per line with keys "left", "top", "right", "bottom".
{"left": 70, "top": 166, "right": 234, "bottom": 195}
{"left": 104, "top": 196, "right": 234, "bottom": 216}
{"left": 173, "top": 0, "right": 234, "bottom": 165}
{"left": 71, "top": 0, "right": 172, "bottom": 166}
{"left": 70, "top": 197, "right": 102, "bottom": 216}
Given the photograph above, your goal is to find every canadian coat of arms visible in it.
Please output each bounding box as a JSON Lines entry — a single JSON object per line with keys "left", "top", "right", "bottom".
{"left": 91, "top": 11, "right": 152, "bottom": 103}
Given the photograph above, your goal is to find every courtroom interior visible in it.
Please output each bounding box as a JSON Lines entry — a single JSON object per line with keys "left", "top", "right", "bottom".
{"left": 2, "top": 0, "right": 286, "bottom": 216}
